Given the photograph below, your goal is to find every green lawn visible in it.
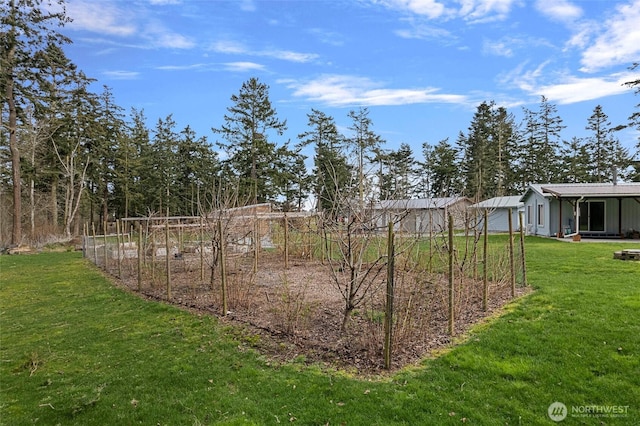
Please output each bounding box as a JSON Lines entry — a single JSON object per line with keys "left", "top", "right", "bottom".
{"left": 1, "top": 237, "right": 638, "bottom": 425}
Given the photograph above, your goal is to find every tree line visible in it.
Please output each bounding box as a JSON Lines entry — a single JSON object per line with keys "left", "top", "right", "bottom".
{"left": 2, "top": 0, "right": 639, "bottom": 246}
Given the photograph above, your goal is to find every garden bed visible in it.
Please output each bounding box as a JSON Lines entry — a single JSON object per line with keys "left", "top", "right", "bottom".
{"left": 115, "top": 251, "right": 529, "bottom": 373}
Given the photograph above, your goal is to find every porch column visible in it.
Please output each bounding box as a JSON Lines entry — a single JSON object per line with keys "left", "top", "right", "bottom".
{"left": 558, "top": 197, "right": 563, "bottom": 238}
{"left": 618, "top": 198, "right": 623, "bottom": 237}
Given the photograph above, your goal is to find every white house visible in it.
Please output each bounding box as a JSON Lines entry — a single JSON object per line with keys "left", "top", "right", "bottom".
{"left": 469, "top": 196, "right": 524, "bottom": 233}
{"left": 520, "top": 183, "right": 640, "bottom": 238}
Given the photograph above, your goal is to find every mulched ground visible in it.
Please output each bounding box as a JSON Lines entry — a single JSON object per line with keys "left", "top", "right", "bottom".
{"left": 111, "top": 251, "right": 530, "bottom": 374}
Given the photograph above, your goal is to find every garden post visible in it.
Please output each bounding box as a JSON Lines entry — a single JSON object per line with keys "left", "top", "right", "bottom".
{"left": 483, "top": 209, "right": 488, "bottom": 311}
{"left": 508, "top": 208, "right": 515, "bottom": 298}
{"left": 519, "top": 211, "right": 527, "bottom": 286}
{"left": 448, "top": 213, "right": 455, "bottom": 336}
{"left": 384, "top": 221, "right": 395, "bottom": 369}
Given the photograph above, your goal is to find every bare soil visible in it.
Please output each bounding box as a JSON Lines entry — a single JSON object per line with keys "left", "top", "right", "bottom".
{"left": 113, "top": 251, "right": 529, "bottom": 374}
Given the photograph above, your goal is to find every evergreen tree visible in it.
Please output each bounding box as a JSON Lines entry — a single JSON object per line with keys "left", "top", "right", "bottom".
{"left": 380, "top": 143, "right": 415, "bottom": 199}
{"left": 113, "top": 108, "right": 149, "bottom": 218}
{"left": 624, "top": 64, "right": 640, "bottom": 181}
{"left": 91, "top": 86, "right": 126, "bottom": 223}
{"left": 272, "top": 145, "right": 310, "bottom": 212}
{"left": 213, "top": 78, "right": 287, "bottom": 205}
{"left": 369, "top": 147, "right": 391, "bottom": 200}
{"left": 585, "top": 105, "right": 632, "bottom": 182}
{"left": 144, "top": 115, "right": 179, "bottom": 214}
{"left": 560, "top": 137, "right": 591, "bottom": 183}
{"left": 430, "top": 138, "right": 461, "bottom": 197}
{"left": 417, "top": 142, "right": 435, "bottom": 198}
{"left": 175, "top": 126, "right": 219, "bottom": 216}
{"left": 518, "top": 96, "right": 564, "bottom": 185}
{"left": 347, "top": 107, "right": 383, "bottom": 208}
{"left": 298, "top": 109, "right": 351, "bottom": 215}
{"left": 1, "top": 0, "right": 71, "bottom": 244}
{"left": 49, "top": 72, "right": 99, "bottom": 236}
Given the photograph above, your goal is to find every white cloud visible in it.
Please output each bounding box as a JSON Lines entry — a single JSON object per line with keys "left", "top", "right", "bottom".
{"left": 308, "top": 28, "right": 345, "bottom": 46}
{"left": 280, "top": 74, "right": 468, "bottom": 107}
{"left": 483, "top": 38, "right": 514, "bottom": 57}
{"left": 504, "top": 64, "right": 637, "bottom": 104}
{"left": 66, "top": 0, "right": 136, "bottom": 36}
{"left": 211, "top": 40, "right": 248, "bottom": 54}
{"left": 499, "top": 60, "right": 551, "bottom": 92}
{"left": 149, "top": 0, "right": 182, "bottom": 4}
{"left": 224, "top": 62, "right": 266, "bottom": 72}
{"left": 103, "top": 70, "right": 140, "bottom": 80}
{"left": 483, "top": 36, "right": 552, "bottom": 57}
{"left": 393, "top": 20, "right": 453, "bottom": 40}
{"left": 156, "top": 63, "right": 207, "bottom": 71}
{"left": 580, "top": 0, "right": 640, "bottom": 72}
{"left": 263, "top": 50, "right": 319, "bottom": 63}
{"left": 534, "top": 0, "right": 582, "bottom": 22}
{"left": 535, "top": 73, "right": 635, "bottom": 104}
{"left": 373, "top": 0, "right": 520, "bottom": 22}
{"left": 152, "top": 32, "right": 195, "bottom": 49}
{"left": 210, "top": 40, "right": 318, "bottom": 63}
{"left": 457, "top": 0, "right": 520, "bottom": 23}
{"left": 373, "top": 0, "right": 450, "bottom": 19}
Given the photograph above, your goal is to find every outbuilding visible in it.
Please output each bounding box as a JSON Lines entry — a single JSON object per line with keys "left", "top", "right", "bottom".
{"left": 371, "top": 197, "right": 472, "bottom": 233}
{"left": 469, "top": 195, "right": 524, "bottom": 233}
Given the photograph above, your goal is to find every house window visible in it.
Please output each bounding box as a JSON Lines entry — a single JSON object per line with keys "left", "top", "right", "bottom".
{"left": 527, "top": 205, "right": 533, "bottom": 225}
{"left": 537, "top": 204, "right": 544, "bottom": 227}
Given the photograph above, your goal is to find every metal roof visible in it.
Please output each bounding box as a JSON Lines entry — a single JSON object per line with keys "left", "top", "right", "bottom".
{"left": 540, "top": 183, "right": 640, "bottom": 198}
{"left": 470, "top": 195, "right": 524, "bottom": 209}
{"left": 373, "top": 197, "right": 470, "bottom": 210}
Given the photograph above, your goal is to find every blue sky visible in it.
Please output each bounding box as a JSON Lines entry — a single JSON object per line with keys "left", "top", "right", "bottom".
{"left": 58, "top": 0, "right": 640, "bottom": 160}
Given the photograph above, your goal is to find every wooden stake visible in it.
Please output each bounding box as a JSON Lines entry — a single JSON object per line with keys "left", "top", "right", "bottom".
{"left": 508, "top": 208, "right": 516, "bottom": 298}
{"left": 448, "top": 213, "right": 455, "bottom": 336}
{"left": 151, "top": 229, "right": 156, "bottom": 283}
{"left": 116, "top": 220, "right": 122, "bottom": 278}
{"left": 200, "top": 215, "right": 205, "bottom": 282}
{"left": 92, "top": 222, "right": 98, "bottom": 265}
{"left": 137, "top": 223, "right": 143, "bottom": 291}
{"left": 284, "top": 214, "right": 289, "bottom": 269}
{"left": 519, "top": 211, "right": 527, "bottom": 286}
{"left": 384, "top": 221, "right": 395, "bottom": 369}
{"left": 103, "top": 221, "right": 108, "bottom": 272}
{"left": 218, "top": 219, "right": 228, "bottom": 315}
{"left": 483, "top": 209, "right": 488, "bottom": 311}
{"left": 165, "top": 213, "right": 171, "bottom": 300}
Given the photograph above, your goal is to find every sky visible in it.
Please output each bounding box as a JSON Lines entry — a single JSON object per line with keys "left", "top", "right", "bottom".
{"left": 56, "top": 0, "right": 640, "bottom": 162}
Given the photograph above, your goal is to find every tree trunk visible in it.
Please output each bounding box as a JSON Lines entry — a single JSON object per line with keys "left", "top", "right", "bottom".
{"left": 51, "top": 176, "right": 58, "bottom": 231}
{"left": 7, "top": 58, "right": 22, "bottom": 245}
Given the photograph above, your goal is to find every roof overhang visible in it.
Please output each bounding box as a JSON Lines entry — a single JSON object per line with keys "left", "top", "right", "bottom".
{"left": 541, "top": 184, "right": 640, "bottom": 198}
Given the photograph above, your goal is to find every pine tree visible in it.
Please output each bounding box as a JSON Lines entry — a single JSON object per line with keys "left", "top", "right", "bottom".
{"left": 380, "top": 143, "right": 416, "bottom": 199}
{"left": 560, "top": 137, "right": 591, "bottom": 183}
{"left": 1, "top": 0, "right": 71, "bottom": 244}
{"left": 347, "top": 107, "right": 383, "bottom": 208}
{"left": 624, "top": 64, "right": 640, "bottom": 181}
{"left": 175, "top": 126, "right": 219, "bottom": 216}
{"left": 584, "top": 105, "right": 632, "bottom": 182}
{"left": 517, "top": 96, "right": 564, "bottom": 186}
{"left": 298, "top": 109, "right": 351, "bottom": 215}
{"left": 431, "top": 138, "right": 461, "bottom": 197}
{"left": 213, "top": 78, "right": 287, "bottom": 205}
{"left": 113, "top": 108, "right": 150, "bottom": 218}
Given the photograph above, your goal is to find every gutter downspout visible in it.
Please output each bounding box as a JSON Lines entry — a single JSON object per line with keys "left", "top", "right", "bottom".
{"left": 565, "top": 196, "right": 584, "bottom": 238}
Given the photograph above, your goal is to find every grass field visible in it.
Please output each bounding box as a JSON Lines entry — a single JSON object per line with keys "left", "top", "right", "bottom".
{"left": 1, "top": 237, "right": 639, "bottom": 425}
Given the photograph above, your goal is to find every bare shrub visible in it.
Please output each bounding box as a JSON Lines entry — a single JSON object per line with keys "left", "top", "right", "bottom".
{"left": 269, "top": 274, "right": 315, "bottom": 335}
